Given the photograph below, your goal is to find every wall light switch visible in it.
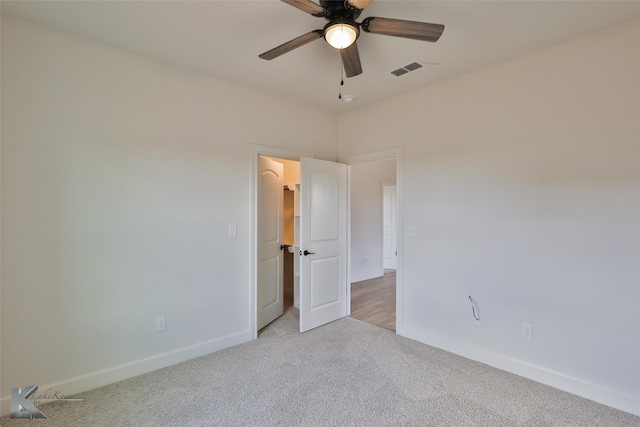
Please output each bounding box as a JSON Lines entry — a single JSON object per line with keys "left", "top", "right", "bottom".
{"left": 228, "top": 225, "right": 237, "bottom": 238}
{"left": 407, "top": 225, "right": 417, "bottom": 236}
{"left": 156, "top": 316, "right": 166, "bottom": 332}
{"left": 522, "top": 323, "right": 533, "bottom": 340}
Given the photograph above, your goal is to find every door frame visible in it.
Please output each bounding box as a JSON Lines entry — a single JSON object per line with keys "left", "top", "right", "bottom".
{"left": 343, "top": 148, "right": 404, "bottom": 333}
{"left": 250, "top": 145, "right": 314, "bottom": 339}
{"left": 251, "top": 145, "right": 404, "bottom": 337}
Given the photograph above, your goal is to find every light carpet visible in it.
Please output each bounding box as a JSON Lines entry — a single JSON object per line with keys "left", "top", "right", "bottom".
{"left": 2, "top": 309, "right": 638, "bottom": 426}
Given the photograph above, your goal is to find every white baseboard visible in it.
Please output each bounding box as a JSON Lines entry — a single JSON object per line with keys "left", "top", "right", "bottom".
{"left": 399, "top": 325, "right": 640, "bottom": 417}
{"left": 350, "top": 270, "right": 384, "bottom": 284}
{"left": 1, "top": 329, "right": 252, "bottom": 417}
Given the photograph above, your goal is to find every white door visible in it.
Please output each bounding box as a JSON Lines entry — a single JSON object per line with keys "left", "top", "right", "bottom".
{"left": 383, "top": 185, "right": 397, "bottom": 270}
{"left": 299, "top": 157, "right": 348, "bottom": 332}
{"left": 257, "top": 157, "right": 284, "bottom": 330}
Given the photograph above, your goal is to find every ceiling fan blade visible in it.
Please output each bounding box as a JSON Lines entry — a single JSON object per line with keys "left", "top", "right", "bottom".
{"left": 340, "top": 42, "right": 362, "bottom": 78}
{"left": 361, "top": 17, "right": 444, "bottom": 42}
{"left": 281, "top": 0, "right": 326, "bottom": 17}
{"left": 347, "top": 0, "right": 372, "bottom": 10}
{"left": 259, "top": 30, "right": 323, "bottom": 60}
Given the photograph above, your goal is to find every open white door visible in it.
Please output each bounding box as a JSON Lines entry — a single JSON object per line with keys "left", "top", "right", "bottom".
{"left": 299, "top": 157, "right": 348, "bottom": 332}
{"left": 257, "top": 157, "right": 284, "bottom": 330}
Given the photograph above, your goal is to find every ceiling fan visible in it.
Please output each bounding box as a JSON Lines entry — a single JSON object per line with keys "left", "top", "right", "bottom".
{"left": 259, "top": 0, "right": 444, "bottom": 78}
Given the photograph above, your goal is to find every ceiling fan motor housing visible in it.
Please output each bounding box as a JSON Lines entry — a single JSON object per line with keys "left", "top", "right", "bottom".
{"left": 320, "top": 0, "right": 363, "bottom": 20}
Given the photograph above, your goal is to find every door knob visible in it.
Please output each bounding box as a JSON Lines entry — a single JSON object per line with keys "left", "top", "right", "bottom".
{"left": 280, "top": 245, "right": 286, "bottom": 250}
{"left": 303, "top": 250, "right": 315, "bottom": 256}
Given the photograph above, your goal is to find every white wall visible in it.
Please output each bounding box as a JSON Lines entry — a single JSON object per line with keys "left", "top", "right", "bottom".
{"left": 0, "top": 14, "right": 337, "bottom": 413}
{"left": 350, "top": 159, "right": 396, "bottom": 283}
{"left": 338, "top": 19, "right": 640, "bottom": 415}
{"left": 2, "top": 10, "right": 639, "bottom": 418}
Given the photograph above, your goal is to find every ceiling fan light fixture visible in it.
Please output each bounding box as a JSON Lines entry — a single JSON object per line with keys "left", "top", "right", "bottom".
{"left": 324, "top": 20, "right": 359, "bottom": 49}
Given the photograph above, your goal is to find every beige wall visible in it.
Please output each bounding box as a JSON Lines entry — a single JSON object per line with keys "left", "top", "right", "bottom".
{"left": 339, "top": 19, "right": 640, "bottom": 414}
{"left": 278, "top": 159, "right": 301, "bottom": 188}
{"left": 0, "top": 14, "right": 337, "bottom": 413}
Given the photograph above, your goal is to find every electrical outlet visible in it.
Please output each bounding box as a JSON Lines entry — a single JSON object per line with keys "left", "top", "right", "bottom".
{"left": 228, "top": 225, "right": 237, "bottom": 238}
{"left": 407, "top": 225, "right": 417, "bottom": 236}
{"left": 360, "top": 258, "right": 367, "bottom": 265}
{"left": 156, "top": 316, "right": 166, "bottom": 332}
{"left": 522, "top": 323, "right": 533, "bottom": 340}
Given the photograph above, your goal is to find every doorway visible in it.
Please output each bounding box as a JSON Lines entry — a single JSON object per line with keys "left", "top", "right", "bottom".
{"left": 251, "top": 146, "right": 403, "bottom": 337}
{"left": 251, "top": 146, "right": 350, "bottom": 337}
{"left": 251, "top": 146, "right": 308, "bottom": 338}
{"left": 257, "top": 156, "right": 300, "bottom": 331}
{"left": 346, "top": 149, "right": 402, "bottom": 333}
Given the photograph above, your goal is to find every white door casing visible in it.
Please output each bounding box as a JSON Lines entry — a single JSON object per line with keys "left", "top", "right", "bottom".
{"left": 383, "top": 184, "right": 397, "bottom": 270}
{"left": 299, "top": 157, "right": 348, "bottom": 332}
{"left": 257, "top": 157, "right": 284, "bottom": 330}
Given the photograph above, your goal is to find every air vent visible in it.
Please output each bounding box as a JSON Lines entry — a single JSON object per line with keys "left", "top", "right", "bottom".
{"left": 389, "top": 61, "right": 425, "bottom": 78}
{"left": 390, "top": 68, "right": 409, "bottom": 77}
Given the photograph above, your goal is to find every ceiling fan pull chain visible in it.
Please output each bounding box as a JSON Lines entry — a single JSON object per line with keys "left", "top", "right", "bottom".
{"left": 338, "top": 59, "right": 345, "bottom": 99}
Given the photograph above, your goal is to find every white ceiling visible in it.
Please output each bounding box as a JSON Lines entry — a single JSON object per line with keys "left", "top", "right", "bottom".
{"left": 3, "top": 0, "right": 640, "bottom": 114}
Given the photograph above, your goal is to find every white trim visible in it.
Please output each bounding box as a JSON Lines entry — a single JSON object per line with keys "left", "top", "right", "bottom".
{"left": 400, "top": 324, "right": 640, "bottom": 416}
{"left": 342, "top": 148, "right": 404, "bottom": 333}
{"left": 249, "top": 144, "right": 314, "bottom": 339}
{"left": 346, "top": 165, "right": 352, "bottom": 315}
{"left": 0, "top": 329, "right": 251, "bottom": 416}
{"left": 345, "top": 148, "right": 402, "bottom": 165}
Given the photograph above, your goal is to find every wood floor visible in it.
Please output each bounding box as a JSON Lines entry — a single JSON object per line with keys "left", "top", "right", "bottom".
{"left": 350, "top": 270, "right": 396, "bottom": 331}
